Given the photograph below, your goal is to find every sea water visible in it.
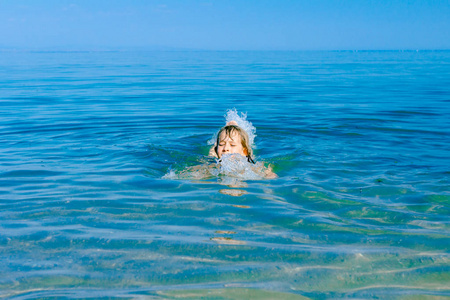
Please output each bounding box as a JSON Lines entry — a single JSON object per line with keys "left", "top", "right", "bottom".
{"left": 0, "top": 50, "right": 449, "bottom": 299}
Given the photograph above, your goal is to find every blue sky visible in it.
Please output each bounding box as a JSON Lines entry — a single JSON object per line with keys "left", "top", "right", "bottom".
{"left": 1, "top": 0, "right": 449, "bottom": 50}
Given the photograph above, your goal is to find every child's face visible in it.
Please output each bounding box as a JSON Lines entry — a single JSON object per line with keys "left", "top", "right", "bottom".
{"left": 216, "top": 131, "right": 248, "bottom": 158}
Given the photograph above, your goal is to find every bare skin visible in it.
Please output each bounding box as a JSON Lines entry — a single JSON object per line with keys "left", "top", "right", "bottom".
{"left": 216, "top": 131, "right": 248, "bottom": 158}
{"left": 209, "top": 121, "right": 238, "bottom": 157}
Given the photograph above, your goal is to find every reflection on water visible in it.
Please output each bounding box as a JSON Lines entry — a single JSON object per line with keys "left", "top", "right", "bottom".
{"left": 210, "top": 237, "right": 247, "bottom": 245}
{"left": 0, "top": 50, "right": 449, "bottom": 299}
{"left": 219, "top": 189, "right": 247, "bottom": 197}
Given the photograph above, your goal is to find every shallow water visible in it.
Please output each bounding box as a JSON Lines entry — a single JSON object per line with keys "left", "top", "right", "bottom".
{"left": 1, "top": 50, "right": 449, "bottom": 299}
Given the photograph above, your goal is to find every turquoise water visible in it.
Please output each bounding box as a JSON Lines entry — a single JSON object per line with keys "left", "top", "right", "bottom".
{"left": 1, "top": 50, "right": 449, "bottom": 299}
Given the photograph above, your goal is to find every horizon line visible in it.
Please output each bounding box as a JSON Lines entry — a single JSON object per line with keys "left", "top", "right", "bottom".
{"left": 1, "top": 47, "right": 449, "bottom": 52}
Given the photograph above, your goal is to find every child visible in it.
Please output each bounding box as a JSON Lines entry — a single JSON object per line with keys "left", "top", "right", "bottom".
{"left": 208, "top": 112, "right": 277, "bottom": 179}
{"left": 165, "top": 109, "right": 277, "bottom": 180}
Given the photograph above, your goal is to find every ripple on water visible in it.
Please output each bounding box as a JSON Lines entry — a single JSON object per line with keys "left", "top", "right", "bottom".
{"left": 1, "top": 50, "right": 450, "bottom": 299}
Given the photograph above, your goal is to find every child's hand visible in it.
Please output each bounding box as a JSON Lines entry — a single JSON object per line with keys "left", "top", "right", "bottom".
{"left": 265, "top": 165, "right": 278, "bottom": 179}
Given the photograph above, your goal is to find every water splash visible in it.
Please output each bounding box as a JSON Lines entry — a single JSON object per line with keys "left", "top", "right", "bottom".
{"left": 208, "top": 108, "right": 257, "bottom": 147}
{"left": 163, "top": 154, "right": 271, "bottom": 181}
{"left": 212, "top": 154, "right": 264, "bottom": 180}
{"left": 225, "top": 109, "right": 257, "bottom": 147}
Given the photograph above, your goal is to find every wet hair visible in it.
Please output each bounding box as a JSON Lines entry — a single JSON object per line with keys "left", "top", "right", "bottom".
{"left": 215, "top": 125, "right": 255, "bottom": 163}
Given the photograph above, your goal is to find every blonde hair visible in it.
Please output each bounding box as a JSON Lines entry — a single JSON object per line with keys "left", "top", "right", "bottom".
{"left": 215, "top": 125, "right": 254, "bottom": 163}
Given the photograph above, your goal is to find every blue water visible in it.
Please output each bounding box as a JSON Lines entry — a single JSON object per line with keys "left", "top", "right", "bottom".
{"left": 1, "top": 50, "right": 449, "bottom": 299}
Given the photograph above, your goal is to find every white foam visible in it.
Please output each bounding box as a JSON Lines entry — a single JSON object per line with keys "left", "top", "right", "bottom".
{"left": 213, "top": 153, "right": 263, "bottom": 180}
{"left": 162, "top": 169, "right": 177, "bottom": 179}
{"left": 163, "top": 154, "right": 271, "bottom": 181}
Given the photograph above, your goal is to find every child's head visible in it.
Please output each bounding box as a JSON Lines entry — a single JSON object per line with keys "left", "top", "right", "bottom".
{"left": 215, "top": 125, "right": 253, "bottom": 159}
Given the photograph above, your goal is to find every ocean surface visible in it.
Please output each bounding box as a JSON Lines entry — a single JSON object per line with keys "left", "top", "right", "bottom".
{"left": 1, "top": 50, "right": 449, "bottom": 299}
